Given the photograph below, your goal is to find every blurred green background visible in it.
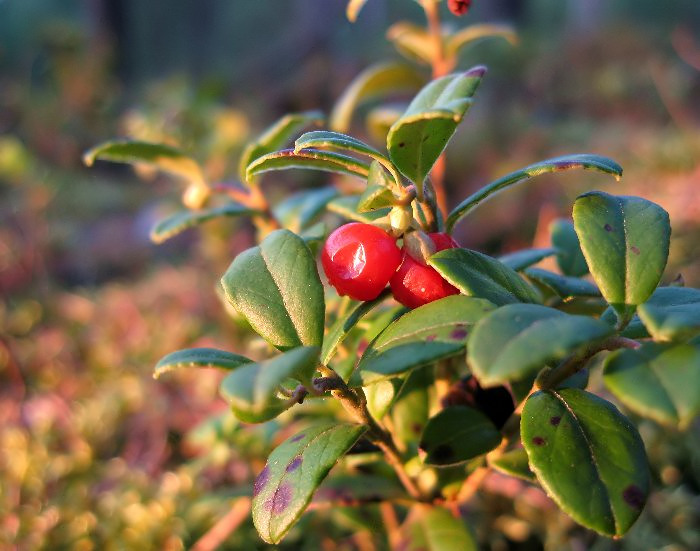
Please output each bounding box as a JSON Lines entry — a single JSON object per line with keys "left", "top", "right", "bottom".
{"left": 1, "top": 1, "right": 699, "bottom": 549}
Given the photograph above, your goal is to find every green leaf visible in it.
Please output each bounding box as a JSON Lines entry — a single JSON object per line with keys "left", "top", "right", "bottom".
{"left": 221, "top": 230, "right": 325, "bottom": 350}
{"left": 603, "top": 342, "right": 700, "bottom": 429}
{"left": 636, "top": 287, "right": 700, "bottom": 342}
{"left": 446, "top": 155, "right": 623, "bottom": 232}
{"left": 273, "top": 187, "right": 339, "bottom": 232}
{"left": 524, "top": 268, "right": 600, "bottom": 300}
{"left": 429, "top": 248, "right": 541, "bottom": 306}
{"left": 521, "top": 389, "right": 649, "bottom": 537}
{"left": 399, "top": 505, "right": 477, "bottom": 551}
{"left": 321, "top": 290, "right": 390, "bottom": 365}
{"left": 83, "top": 139, "right": 205, "bottom": 185}
{"left": 499, "top": 247, "right": 557, "bottom": 271}
{"left": 150, "top": 202, "right": 257, "bottom": 244}
{"left": 366, "top": 104, "right": 405, "bottom": 143}
{"left": 386, "top": 22, "right": 435, "bottom": 66}
{"left": 154, "top": 348, "right": 252, "bottom": 379}
{"left": 357, "top": 184, "right": 395, "bottom": 212}
{"left": 219, "top": 346, "right": 320, "bottom": 423}
{"left": 326, "top": 195, "right": 391, "bottom": 224}
{"left": 330, "top": 62, "right": 425, "bottom": 133}
{"left": 445, "top": 23, "right": 518, "bottom": 61}
{"left": 489, "top": 448, "right": 535, "bottom": 482}
{"left": 419, "top": 406, "right": 501, "bottom": 466}
{"left": 600, "top": 307, "right": 649, "bottom": 339}
{"left": 550, "top": 219, "right": 589, "bottom": 277}
{"left": 238, "top": 111, "right": 324, "bottom": 182}
{"left": 573, "top": 192, "right": 670, "bottom": 322}
{"left": 358, "top": 295, "right": 496, "bottom": 385}
{"left": 295, "top": 131, "right": 401, "bottom": 187}
{"left": 392, "top": 367, "right": 431, "bottom": 449}
{"left": 365, "top": 379, "right": 402, "bottom": 421}
{"left": 467, "top": 304, "right": 614, "bottom": 386}
{"left": 252, "top": 423, "right": 367, "bottom": 544}
{"left": 246, "top": 148, "right": 370, "bottom": 183}
{"left": 387, "top": 68, "right": 484, "bottom": 195}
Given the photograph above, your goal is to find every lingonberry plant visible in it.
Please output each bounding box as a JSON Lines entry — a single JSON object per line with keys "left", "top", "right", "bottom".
{"left": 84, "top": 0, "right": 700, "bottom": 547}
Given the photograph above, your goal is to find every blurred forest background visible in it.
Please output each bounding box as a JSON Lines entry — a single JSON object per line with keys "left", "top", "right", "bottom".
{"left": 1, "top": 0, "right": 699, "bottom": 549}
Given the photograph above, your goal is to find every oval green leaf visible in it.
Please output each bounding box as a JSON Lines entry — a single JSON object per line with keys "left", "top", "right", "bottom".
{"left": 399, "top": 505, "right": 477, "bottom": 551}
{"left": 83, "top": 139, "right": 204, "bottom": 185}
{"left": 387, "top": 68, "right": 485, "bottom": 194}
{"left": 489, "top": 448, "right": 535, "bottom": 482}
{"left": 219, "top": 346, "right": 320, "bottom": 424}
{"left": 573, "top": 192, "right": 670, "bottom": 322}
{"left": 603, "top": 342, "right": 700, "bottom": 429}
{"left": 154, "top": 347, "right": 252, "bottom": 379}
{"left": 392, "top": 367, "right": 432, "bottom": 450}
{"left": 252, "top": 423, "right": 367, "bottom": 544}
{"left": 636, "top": 286, "right": 700, "bottom": 342}
{"left": 221, "top": 229, "right": 324, "bottom": 350}
{"left": 467, "top": 304, "right": 614, "bottom": 387}
{"left": 429, "top": 248, "right": 542, "bottom": 306}
{"left": 246, "top": 148, "right": 370, "bottom": 182}
{"left": 150, "top": 202, "right": 257, "bottom": 244}
{"left": 550, "top": 219, "right": 588, "bottom": 277}
{"left": 521, "top": 389, "right": 650, "bottom": 537}
{"left": 358, "top": 295, "right": 496, "bottom": 385}
{"left": 499, "top": 247, "right": 557, "bottom": 271}
{"left": 238, "top": 110, "right": 324, "bottom": 182}
{"left": 524, "top": 267, "right": 600, "bottom": 300}
{"left": 447, "top": 155, "right": 623, "bottom": 233}
{"left": 330, "top": 62, "right": 425, "bottom": 133}
{"left": 419, "top": 406, "right": 501, "bottom": 466}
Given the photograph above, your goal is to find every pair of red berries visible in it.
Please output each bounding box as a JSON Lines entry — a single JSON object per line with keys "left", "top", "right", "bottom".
{"left": 321, "top": 222, "right": 459, "bottom": 308}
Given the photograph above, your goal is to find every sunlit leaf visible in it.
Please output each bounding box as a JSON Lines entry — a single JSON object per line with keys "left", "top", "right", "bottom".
{"left": 498, "top": 248, "right": 557, "bottom": 271}
{"left": 399, "top": 504, "right": 477, "bottom": 551}
{"left": 550, "top": 219, "right": 588, "bottom": 277}
{"left": 346, "top": 0, "right": 368, "bottom": 22}
{"left": 150, "top": 202, "right": 257, "bottom": 243}
{"left": 273, "top": 187, "right": 339, "bottom": 232}
{"left": 636, "top": 286, "right": 700, "bottom": 342}
{"left": 154, "top": 347, "right": 252, "bottom": 379}
{"left": 445, "top": 23, "right": 517, "bottom": 61}
{"left": 326, "top": 195, "right": 391, "bottom": 224}
{"left": 524, "top": 268, "right": 600, "bottom": 300}
{"left": 386, "top": 21, "right": 435, "bottom": 65}
{"left": 246, "top": 148, "right": 370, "bottom": 182}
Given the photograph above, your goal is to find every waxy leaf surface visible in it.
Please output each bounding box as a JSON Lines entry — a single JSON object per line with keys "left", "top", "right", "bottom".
{"left": 387, "top": 69, "right": 484, "bottom": 194}
{"left": 358, "top": 295, "right": 495, "bottom": 384}
{"left": 524, "top": 268, "right": 600, "bottom": 300}
{"left": 467, "top": 304, "right": 613, "bottom": 386}
{"left": 522, "top": 389, "right": 649, "bottom": 537}
{"left": 637, "top": 286, "right": 700, "bottom": 342}
{"left": 419, "top": 406, "right": 501, "bottom": 466}
{"left": 573, "top": 192, "right": 670, "bottom": 321}
{"left": 246, "top": 148, "right": 370, "bottom": 182}
{"left": 154, "top": 347, "right": 252, "bottom": 379}
{"left": 219, "top": 346, "right": 319, "bottom": 423}
{"left": 603, "top": 342, "right": 700, "bottom": 428}
{"left": 550, "top": 219, "right": 589, "bottom": 276}
{"left": 252, "top": 423, "right": 366, "bottom": 544}
{"left": 221, "top": 230, "right": 324, "bottom": 350}
{"left": 429, "top": 248, "right": 541, "bottom": 306}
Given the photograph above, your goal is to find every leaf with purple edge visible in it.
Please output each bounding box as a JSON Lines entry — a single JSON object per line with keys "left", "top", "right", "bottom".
{"left": 252, "top": 423, "right": 367, "bottom": 544}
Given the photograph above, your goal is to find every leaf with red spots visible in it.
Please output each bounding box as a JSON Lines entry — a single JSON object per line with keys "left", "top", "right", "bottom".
{"left": 358, "top": 295, "right": 496, "bottom": 385}
{"left": 521, "top": 389, "right": 649, "bottom": 536}
{"left": 419, "top": 406, "right": 501, "bottom": 466}
{"left": 573, "top": 192, "right": 670, "bottom": 325}
{"left": 252, "top": 423, "right": 367, "bottom": 544}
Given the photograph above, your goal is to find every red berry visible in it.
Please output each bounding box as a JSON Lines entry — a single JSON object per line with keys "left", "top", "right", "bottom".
{"left": 321, "top": 223, "right": 402, "bottom": 301}
{"left": 448, "top": 0, "right": 471, "bottom": 16}
{"left": 390, "top": 232, "right": 459, "bottom": 309}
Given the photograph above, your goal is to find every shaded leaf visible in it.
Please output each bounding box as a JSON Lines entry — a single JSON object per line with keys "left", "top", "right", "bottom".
{"left": 522, "top": 389, "right": 649, "bottom": 537}
{"left": 600, "top": 307, "right": 649, "bottom": 339}
{"left": 429, "top": 248, "right": 541, "bottom": 306}
{"left": 419, "top": 406, "right": 501, "bottom": 466}
{"left": 499, "top": 247, "right": 557, "bottom": 271}
{"left": 154, "top": 347, "right": 252, "bottom": 379}
{"left": 313, "top": 474, "right": 404, "bottom": 504}
{"left": 489, "top": 448, "right": 535, "bottom": 482}
{"left": 330, "top": 62, "right": 425, "bottom": 132}
{"left": 219, "top": 346, "right": 320, "bottom": 423}
{"left": 326, "top": 195, "right": 391, "bottom": 224}
{"left": 388, "top": 68, "right": 484, "bottom": 194}
{"left": 246, "top": 148, "right": 370, "bottom": 182}
{"left": 252, "top": 423, "right": 367, "bottom": 544}
{"left": 358, "top": 295, "right": 496, "bottom": 385}
{"left": 524, "top": 267, "right": 600, "bottom": 300}
{"left": 467, "top": 304, "right": 613, "bottom": 386}
{"left": 399, "top": 504, "right": 477, "bottom": 551}
{"left": 447, "top": 155, "right": 623, "bottom": 232}
{"left": 445, "top": 23, "right": 518, "bottom": 60}
{"left": 239, "top": 111, "right": 324, "bottom": 182}
{"left": 150, "top": 202, "right": 257, "bottom": 244}
{"left": 603, "top": 342, "right": 700, "bottom": 428}
{"left": 221, "top": 230, "right": 324, "bottom": 350}
{"left": 637, "top": 286, "right": 700, "bottom": 342}
{"left": 573, "top": 192, "right": 670, "bottom": 322}
{"left": 273, "top": 187, "right": 339, "bottom": 232}
{"left": 392, "top": 367, "right": 432, "bottom": 450}
{"left": 550, "top": 219, "right": 588, "bottom": 277}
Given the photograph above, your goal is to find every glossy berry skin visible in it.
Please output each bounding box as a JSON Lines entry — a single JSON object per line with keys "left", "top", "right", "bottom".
{"left": 390, "top": 232, "right": 459, "bottom": 309}
{"left": 321, "top": 223, "right": 402, "bottom": 301}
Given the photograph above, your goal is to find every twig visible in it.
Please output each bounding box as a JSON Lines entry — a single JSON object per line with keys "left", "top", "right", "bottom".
{"left": 379, "top": 502, "right": 402, "bottom": 549}
{"left": 191, "top": 497, "right": 251, "bottom": 551}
